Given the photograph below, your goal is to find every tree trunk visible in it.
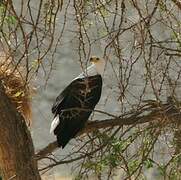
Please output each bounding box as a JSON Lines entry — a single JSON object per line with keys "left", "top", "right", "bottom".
{"left": 0, "top": 81, "right": 41, "bottom": 180}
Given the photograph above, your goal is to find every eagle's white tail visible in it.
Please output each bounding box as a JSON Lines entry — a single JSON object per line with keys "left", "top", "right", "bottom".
{"left": 50, "top": 116, "right": 60, "bottom": 134}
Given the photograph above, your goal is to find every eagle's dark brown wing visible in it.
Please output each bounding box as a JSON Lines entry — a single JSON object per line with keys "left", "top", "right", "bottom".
{"left": 51, "top": 74, "right": 102, "bottom": 148}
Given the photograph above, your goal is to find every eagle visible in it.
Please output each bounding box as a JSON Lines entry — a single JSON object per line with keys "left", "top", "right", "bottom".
{"left": 50, "top": 56, "right": 105, "bottom": 148}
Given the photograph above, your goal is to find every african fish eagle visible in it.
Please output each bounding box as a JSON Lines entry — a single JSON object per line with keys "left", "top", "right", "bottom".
{"left": 50, "top": 56, "right": 105, "bottom": 148}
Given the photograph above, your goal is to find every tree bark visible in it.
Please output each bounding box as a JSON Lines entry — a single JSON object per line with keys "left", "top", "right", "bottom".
{"left": 0, "top": 81, "right": 41, "bottom": 180}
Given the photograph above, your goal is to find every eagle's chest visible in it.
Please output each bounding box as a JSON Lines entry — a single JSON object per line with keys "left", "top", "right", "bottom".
{"left": 68, "top": 76, "right": 102, "bottom": 109}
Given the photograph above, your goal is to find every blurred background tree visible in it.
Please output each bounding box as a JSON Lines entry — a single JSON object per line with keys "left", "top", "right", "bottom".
{"left": 0, "top": 0, "right": 180, "bottom": 179}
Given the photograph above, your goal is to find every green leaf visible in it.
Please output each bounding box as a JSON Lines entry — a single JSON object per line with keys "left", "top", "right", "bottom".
{"left": 144, "top": 159, "right": 153, "bottom": 169}
{"left": 13, "top": 91, "right": 23, "bottom": 97}
{"left": 5, "top": 15, "right": 17, "bottom": 25}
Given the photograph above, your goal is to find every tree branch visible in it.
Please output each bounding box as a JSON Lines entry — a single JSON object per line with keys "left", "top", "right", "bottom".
{"left": 35, "top": 101, "right": 180, "bottom": 160}
{"left": 171, "top": 0, "right": 181, "bottom": 10}
{"left": 0, "top": 81, "right": 41, "bottom": 179}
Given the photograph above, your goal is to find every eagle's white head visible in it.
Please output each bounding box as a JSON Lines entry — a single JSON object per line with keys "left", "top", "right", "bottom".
{"left": 89, "top": 56, "right": 105, "bottom": 75}
{"left": 75, "top": 56, "right": 106, "bottom": 79}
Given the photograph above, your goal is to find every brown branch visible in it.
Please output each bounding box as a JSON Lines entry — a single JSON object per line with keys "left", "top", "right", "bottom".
{"left": 0, "top": 80, "right": 41, "bottom": 179}
{"left": 171, "top": 0, "right": 181, "bottom": 10}
{"left": 35, "top": 101, "right": 180, "bottom": 160}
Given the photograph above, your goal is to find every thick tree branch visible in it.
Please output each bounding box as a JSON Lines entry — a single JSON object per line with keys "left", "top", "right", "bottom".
{"left": 36, "top": 101, "right": 181, "bottom": 160}
{"left": 0, "top": 81, "right": 41, "bottom": 180}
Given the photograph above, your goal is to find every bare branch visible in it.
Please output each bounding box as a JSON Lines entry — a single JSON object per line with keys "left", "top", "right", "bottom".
{"left": 36, "top": 99, "right": 181, "bottom": 160}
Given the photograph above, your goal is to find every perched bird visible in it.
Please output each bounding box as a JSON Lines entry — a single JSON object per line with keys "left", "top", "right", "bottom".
{"left": 50, "top": 56, "right": 105, "bottom": 148}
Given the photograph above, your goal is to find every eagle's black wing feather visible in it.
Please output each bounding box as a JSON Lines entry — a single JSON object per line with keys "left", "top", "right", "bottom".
{"left": 51, "top": 83, "right": 72, "bottom": 115}
{"left": 52, "top": 75, "right": 102, "bottom": 148}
